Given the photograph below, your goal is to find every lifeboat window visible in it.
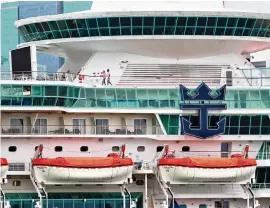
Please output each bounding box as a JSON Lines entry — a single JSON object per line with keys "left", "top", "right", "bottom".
{"left": 199, "top": 205, "right": 207, "bottom": 208}
{"left": 137, "top": 146, "right": 145, "bottom": 152}
{"left": 80, "top": 146, "right": 88, "bottom": 152}
{"left": 12, "top": 180, "right": 21, "bottom": 186}
{"left": 156, "top": 146, "right": 164, "bottom": 152}
{"left": 136, "top": 180, "right": 144, "bottom": 186}
{"left": 9, "top": 146, "right": 17, "bottom": 152}
{"left": 182, "top": 146, "right": 190, "bottom": 152}
{"left": 55, "top": 146, "right": 63, "bottom": 152}
{"left": 112, "top": 146, "right": 120, "bottom": 152}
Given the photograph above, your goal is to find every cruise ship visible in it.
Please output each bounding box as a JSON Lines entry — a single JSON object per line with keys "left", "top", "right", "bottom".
{"left": 1, "top": 1, "right": 270, "bottom": 208}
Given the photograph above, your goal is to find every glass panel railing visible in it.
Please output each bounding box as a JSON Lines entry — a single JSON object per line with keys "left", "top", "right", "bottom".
{"left": 2, "top": 84, "right": 270, "bottom": 109}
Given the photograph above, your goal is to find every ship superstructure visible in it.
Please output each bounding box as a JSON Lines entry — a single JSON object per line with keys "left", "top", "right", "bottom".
{"left": 1, "top": 1, "right": 270, "bottom": 208}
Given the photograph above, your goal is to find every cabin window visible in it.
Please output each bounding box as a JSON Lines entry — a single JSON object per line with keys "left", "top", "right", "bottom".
{"left": 9, "top": 146, "right": 17, "bottom": 152}
{"left": 95, "top": 119, "right": 109, "bottom": 134}
{"left": 80, "top": 146, "right": 88, "bottom": 152}
{"left": 199, "top": 205, "right": 207, "bottom": 208}
{"left": 34, "top": 119, "right": 48, "bottom": 135}
{"left": 221, "top": 143, "right": 231, "bottom": 158}
{"left": 12, "top": 180, "right": 21, "bottom": 186}
{"left": 10, "top": 118, "right": 24, "bottom": 134}
{"left": 112, "top": 146, "right": 120, "bottom": 152}
{"left": 55, "top": 146, "right": 63, "bottom": 152}
{"left": 137, "top": 146, "right": 145, "bottom": 152}
{"left": 182, "top": 146, "right": 190, "bottom": 152}
{"left": 156, "top": 146, "right": 164, "bottom": 152}
{"left": 73, "top": 119, "right": 86, "bottom": 134}
{"left": 215, "top": 201, "right": 229, "bottom": 208}
{"left": 136, "top": 180, "right": 144, "bottom": 186}
{"left": 134, "top": 119, "right": 147, "bottom": 134}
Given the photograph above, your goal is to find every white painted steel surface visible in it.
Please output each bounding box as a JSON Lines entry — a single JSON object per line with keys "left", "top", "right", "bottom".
{"left": 32, "top": 165, "right": 133, "bottom": 185}
{"left": 158, "top": 166, "right": 256, "bottom": 184}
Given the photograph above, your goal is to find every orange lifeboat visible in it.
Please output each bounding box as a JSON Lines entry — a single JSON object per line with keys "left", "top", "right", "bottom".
{"left": 1, "top": 158, "right": 8, "bottom": 181}
{"left": 32, "top": 145, "right": 133, "bottom": 185}
{"left": 157, "top": 145, "right": 257, "bottom": 184}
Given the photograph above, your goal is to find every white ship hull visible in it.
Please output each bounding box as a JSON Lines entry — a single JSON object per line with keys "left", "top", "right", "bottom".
{"left": 158, "top": 166, "right": 256, "bottom": 184}
{"left": 33, "top": 165, "right": 133, "bottom": 185}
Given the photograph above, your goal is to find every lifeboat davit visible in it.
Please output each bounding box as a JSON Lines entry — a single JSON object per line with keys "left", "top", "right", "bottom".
{"left": 32, "top": 145, "right": 133, "bottom": 185}
{"left": 1, "top": 158, "right": 8, "bottom": 180}
{"left": 157, "top": 145, "right": 257, "bottom": 184}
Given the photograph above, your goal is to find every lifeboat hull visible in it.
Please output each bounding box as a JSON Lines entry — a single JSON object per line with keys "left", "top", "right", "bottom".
{"left": 1, "top": 166, "right": 8, "bottom": 179}
{"left": 158, "top": 166, "right": 256, "bottom": 184}
{"left": 1, "top": 158, "right": 8, "bottom": 182}
{"left": 33, "top": 165, "right": 133, "bottom": 185}
{"left": 32, "top": 157, "right": 133, "bottom": 185}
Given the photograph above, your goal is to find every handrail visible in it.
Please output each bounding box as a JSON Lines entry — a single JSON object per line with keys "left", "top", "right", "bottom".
{"left": 1, "top": 124, "right": 164, "bottom": 136}
{"left": 1, "top": 71, "right": 270, "bottom": 87}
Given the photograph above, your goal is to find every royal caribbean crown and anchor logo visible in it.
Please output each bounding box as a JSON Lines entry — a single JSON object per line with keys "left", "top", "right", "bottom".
{"left": 179, "top": 82, "right": 227, "bottom": 139}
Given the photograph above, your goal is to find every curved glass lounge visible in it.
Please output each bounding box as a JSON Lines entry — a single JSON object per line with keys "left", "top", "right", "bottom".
{"left": 18, "top": 16, "right": 270, "bottom": 42}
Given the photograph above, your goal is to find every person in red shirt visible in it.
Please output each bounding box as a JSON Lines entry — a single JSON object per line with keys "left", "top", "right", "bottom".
{"left": 102, "top": 70, "right": 106, "bottom": 85}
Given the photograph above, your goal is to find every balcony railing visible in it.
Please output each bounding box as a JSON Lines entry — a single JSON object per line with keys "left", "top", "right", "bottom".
{"left": 1, "top": 70, "right": 270, "bottom": 87}
{"left": 1, "top": 125, "right": 163, "bottom": 136}
{"left": 251, "top": 183, "right": 270, "bottom": 189}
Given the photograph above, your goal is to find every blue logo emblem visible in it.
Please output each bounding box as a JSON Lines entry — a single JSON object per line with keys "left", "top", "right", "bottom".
{"left": 179, "top": 82, "right": 226, "bottom": 139}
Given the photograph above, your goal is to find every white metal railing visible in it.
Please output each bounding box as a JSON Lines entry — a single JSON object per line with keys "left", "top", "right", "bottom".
{"left": 1, "top": 125, "right": 164, "bottom": 136}
{"left": 2, "top": 71, "right": 270, "bottom": 87}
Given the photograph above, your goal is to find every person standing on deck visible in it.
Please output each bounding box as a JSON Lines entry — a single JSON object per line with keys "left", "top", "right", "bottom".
{"left": 102, "top": 70, "right": 106, "bottom": 85}
{"left": 107, "top": 69, "right": 112, "bottom": 85}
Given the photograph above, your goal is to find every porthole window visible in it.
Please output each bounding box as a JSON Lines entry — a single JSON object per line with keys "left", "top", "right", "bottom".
{"left": 12, "top": 180, "right": 21, "bottom": 186}
{"left": 112, "top": 146, "right": 120, "bottom": 152}
{"left": 136, "top": 180, "right": 144, "bottom": 186}
{"left": 9, "top": 146, "right": 17, "bottom": 152}
{"left": 182, "top": 146, "right": 190, "bottom": 152}
{"left": 137, "top": 146, "right": 145, "bottom": 152}
{"left": 156, "top": 146, "right": 164, "bottom": 152}
{"left": 55, "top": 146, "right": 63, "bottom": 152}
{"left": 80, "top": 146, "right": 88, "bottom": 152}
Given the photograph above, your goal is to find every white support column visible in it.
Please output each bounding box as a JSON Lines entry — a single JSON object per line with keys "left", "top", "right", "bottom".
{"left": 155, "top": 175, "right": 168, "bottom": 208}
{"left": 0, "top": 187, "right": 5, "bottom": 208}
{"left": 120, "top": 186, "right": 126, "bottom": 208}
{"left": 241, "top": 184, "right": 250, "bottom": 208}
{"left": 145, "top": 174, "right": 148, "bottom": 208}
{"left": 32, "top": 113, "right": 39, "bottom": 133}
{"left": 247, "top": 185, "right": 255, "bottom": 208}
{"left": 124, "top": 186, "right": 131, "bottom": 208}
{"left": 155, "top": 114, "right": 167, "bottom": 135}
{"left": 30, "top": 175, "right": 47, "bottom": 208}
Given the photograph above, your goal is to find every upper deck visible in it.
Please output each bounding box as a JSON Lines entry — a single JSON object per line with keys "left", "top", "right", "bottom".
{"left": 1, "top": 66, "right": 270, "bottom": 87}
